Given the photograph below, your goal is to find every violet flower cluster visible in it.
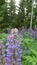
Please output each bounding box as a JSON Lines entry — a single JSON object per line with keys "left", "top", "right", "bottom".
{"left": 21, "top": 26, "right": 26, "bottom": 36}
{"left": 5, "top": 29, "right": 22, "bottom": 65}
{"left": 28, "top": 27, "right": 37, "bottom": 40}
{"left": 28, "top": 28, "right": 34, "bottom": 38}
{"left": 0, "top": 42, "right": 5, "bottom": 65}
{"left": 33, "top": 28, "right": 37, "bottom": 39}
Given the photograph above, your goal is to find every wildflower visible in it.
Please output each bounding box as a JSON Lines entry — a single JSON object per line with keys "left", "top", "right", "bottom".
{"left": 21, "top": 26, "right": 26, "bottom": 36}
{"left": 5, "top": 28, "right": 22, "bottom": 65}
{"left": 28, "top": 28, "right": 33, "bottom": 38}
{"left": 0, "top": 43, "right": 5, "bottom": 65}
{"left": 11, "top": 28, "right": 18, "bottom": 34}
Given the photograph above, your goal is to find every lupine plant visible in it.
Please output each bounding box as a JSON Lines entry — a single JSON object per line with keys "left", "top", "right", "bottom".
{"left": 5, "top": 28, "right": 22, "bottom": 65}
{"left": 33, "top": 27, "right": 37, "bottom": 40}
{"left": 27, "top": 27, "right": 37, "bottom": 40}
{"left": 21, "top": 26, "right": 26, "bottom": 36}
{"left": 0, "top": 42, "right": 5, "bottom": 65}
{"left": 28, "top": 28, "right": 34, "bottom": 38}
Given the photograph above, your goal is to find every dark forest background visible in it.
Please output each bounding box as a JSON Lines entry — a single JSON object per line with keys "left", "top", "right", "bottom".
{"left": 0, "top": 0, "right": 37, "bottom": 32}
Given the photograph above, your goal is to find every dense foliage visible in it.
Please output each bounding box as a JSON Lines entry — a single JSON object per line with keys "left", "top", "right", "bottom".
{"left": 21, "top": 37, "right": 37, "bottom": 65}
{"left": 0, "top": 0, "right": 37, "bottom": 32}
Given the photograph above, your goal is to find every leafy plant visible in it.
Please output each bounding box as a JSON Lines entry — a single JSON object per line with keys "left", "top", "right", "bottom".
{"left": 0, "top": 33, "right": 7, "bottom": 44}
{"left": 21, "top": 37, "right": 37, "bottom": 65}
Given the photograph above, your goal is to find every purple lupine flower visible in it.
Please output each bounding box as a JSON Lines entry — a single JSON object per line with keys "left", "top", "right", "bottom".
{"left": 21, "top": 26, "right": 26, "bottom": 36}
{"left": 0, "top": 43, "right": 5, "bottom": 65}
{"left": 33, "top": 28, "right": 37, "bottom": 40}
{"left": 8, "top": 29, "right": 11, "bottom": 34}
{"left": 34, "top": 27, "right": 37, "bottom": 32}
{"left": 28, "top": 28, "right": 33, "bottom": 38}
{"left": 31, "top": 27, "right": 37, "bottom": 40}
{"left": 17, "top": 62, "right": 22, "bottom": 65}
{"left": 5, "top": 62, "right": 11, "bottom": 65}
{"left": 5, "top": 28, "right": 22, "bottom": 65}
{"left": 7, "top": 35, "right": 12, "bottom": 43}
